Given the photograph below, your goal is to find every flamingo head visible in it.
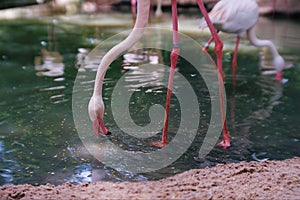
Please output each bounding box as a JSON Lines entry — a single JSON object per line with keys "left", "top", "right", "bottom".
{"left": 273, "top": 55, "right": 285, "bottom": 82}
{"left": 88, "top": 95, "right": 110, "bottom": 136}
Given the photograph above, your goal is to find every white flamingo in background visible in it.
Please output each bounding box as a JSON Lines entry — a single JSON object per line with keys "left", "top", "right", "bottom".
{"left": 89, "top": 0, "right": 229, "bottom": 148}
{"left": 199, "top": 0, "right": 285, "bottom": 84}
{"left": 131, "top": 0, "right": 163, "bottom": 19}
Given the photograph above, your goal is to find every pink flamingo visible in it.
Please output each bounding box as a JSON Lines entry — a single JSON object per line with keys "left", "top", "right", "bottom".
{"left": 89, "top": 0, "right": 229, "bottom": 148}
{"left": 200, "top": 0, "right": 285, "bottom": 84}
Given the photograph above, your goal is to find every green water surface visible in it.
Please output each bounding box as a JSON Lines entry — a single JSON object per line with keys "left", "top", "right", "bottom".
{"left": 0, "top": 13, "right": 299, "bottom": 185}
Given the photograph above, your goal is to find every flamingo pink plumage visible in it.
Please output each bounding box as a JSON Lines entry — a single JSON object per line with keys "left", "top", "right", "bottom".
{"left": 200, "top": 0, "right": 285, "bottom": 83}
{"left": 89, "top": 0, "right": 229, "bottom": 148}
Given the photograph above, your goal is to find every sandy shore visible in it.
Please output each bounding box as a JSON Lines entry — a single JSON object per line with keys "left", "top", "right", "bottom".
{"left": 1, "top": 157, "right": 299, "bottom": 199}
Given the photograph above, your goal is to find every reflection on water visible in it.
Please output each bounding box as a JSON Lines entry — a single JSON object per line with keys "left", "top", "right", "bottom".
{"left": 35, "top": 49, "right": 64, "bottom": 78}
{"left": 121, "top": 50, "right": 166, "bottom": 93}
{"left": 0, "top": 13, "right": 299, "bottom": 185}
{"left": 0, "top": 141, "right": 18, "bottom": 184}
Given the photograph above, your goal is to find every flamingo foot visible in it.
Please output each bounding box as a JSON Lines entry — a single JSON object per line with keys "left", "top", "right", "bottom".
{"left": 93, "top": 117, "right": 111, "bottom": 136}
{"left": 217, "top": 126, "right": 231, "bottom": 148}
{"left": 150, "top": 140, "right": 168, "bottom": 148}
{"left": 217, "top": 139, "right": 230, "bottom": 148}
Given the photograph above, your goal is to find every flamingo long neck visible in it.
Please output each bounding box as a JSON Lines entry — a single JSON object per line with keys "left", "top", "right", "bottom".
{"left": 93, "top": 0, "right": 150, "bottom": 96}
{"left": 247, "top": 26, "right": 280, "bottom": 59}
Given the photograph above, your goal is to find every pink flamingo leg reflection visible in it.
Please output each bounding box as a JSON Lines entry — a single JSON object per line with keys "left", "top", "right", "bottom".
{"left": 232, "top": 35, "right": 241, "bottom": 87}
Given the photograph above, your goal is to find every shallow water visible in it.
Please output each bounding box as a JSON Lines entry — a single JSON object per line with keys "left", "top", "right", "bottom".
{"left": 0, "top": 12, "right": 299, "bottom": 185}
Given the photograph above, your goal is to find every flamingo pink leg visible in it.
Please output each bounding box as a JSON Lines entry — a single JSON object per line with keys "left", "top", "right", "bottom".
{"left": 196, "top": 0, "right": 223, "bottom": 77}
{"left": 131, "top": 0, "right": 137, "bottom": 19}
{"left": 152, "top": 0, "right": 179, "bottom": 147}
{"left": 202, "top": 30, "right": 220, "bottom": 52}
{"left": 203, "top": 36, "right": 214, "bottom": 51}
{"left": 196, "top": 0, "right": 230, "bottom": 148}
{"left": 232, "top": 35, "right": 240, "bottom": 87}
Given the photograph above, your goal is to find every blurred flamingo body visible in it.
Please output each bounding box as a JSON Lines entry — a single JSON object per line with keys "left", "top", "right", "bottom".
{"left": 89, "top": 0, "right": 229, "bottom": 148}
{"left": 200, "top": 0, "right": 285, "bottom": 82}
{"left": 203, "top": 0, "right": 258, "bottom": 34}
{"left": 131, "top": 0, "right": 163, "bottom": 19}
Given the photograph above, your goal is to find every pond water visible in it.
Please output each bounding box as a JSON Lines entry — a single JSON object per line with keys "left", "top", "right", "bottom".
{"left": 0, "top": 11, "right": 299, "bottom": 186}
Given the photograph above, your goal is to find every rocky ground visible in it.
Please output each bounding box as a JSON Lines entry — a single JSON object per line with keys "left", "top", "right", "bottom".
{"left": 1, "top": 157, "right": 299, "bottom": 199}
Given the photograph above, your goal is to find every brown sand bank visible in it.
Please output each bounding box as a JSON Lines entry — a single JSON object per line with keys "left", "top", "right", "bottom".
{"left": 1, "top": 157, "right": 299, "bottom": 199}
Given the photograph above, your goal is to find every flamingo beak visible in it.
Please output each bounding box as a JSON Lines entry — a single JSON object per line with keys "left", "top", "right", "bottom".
{"left": 93, "top": 117, "right": 111, "bottom": 136}
{"left": 275, "top": 71, "right": 283, "bottom": 82}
